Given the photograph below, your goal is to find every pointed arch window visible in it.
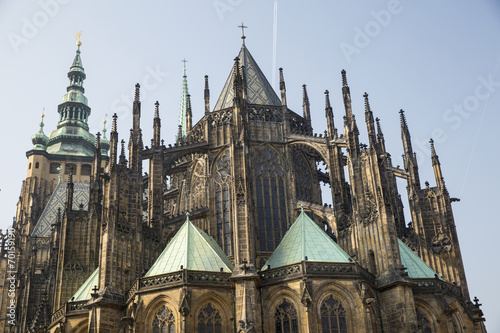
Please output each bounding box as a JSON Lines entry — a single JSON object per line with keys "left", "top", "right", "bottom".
{"left": 416, "top": 309, "right": 432, "bottom": 333}
{"left": 152, "top": 305, "right": 175, "bottom": 333}
{"left": 213, "top": 150, "right": 233, "bottom": 256}
{"left": 255, "top": 147, "right": 287, "bottom": 252}
{"left": 320, "top": 295, "right": 347, "bottom": 333}
{"left": 293, "top": 151, "right": 314, "bottom": 202}
{"left": 191, "top": 160, "right": 207, "bottom": 209}
{"left": 197, "top": 303, "right": 222, "bottom": 333}
{"left": 274, "top": 298, "right": 299, "bottom": 333}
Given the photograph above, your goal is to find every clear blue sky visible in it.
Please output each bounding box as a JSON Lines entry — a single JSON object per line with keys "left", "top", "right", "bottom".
{"left": 1, "top": 1, "right": 499, "bottom": 330}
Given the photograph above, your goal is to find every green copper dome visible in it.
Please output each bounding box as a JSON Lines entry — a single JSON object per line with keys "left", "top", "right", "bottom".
{"left": 31, "top": 114, "right": 49, "bottom": 150}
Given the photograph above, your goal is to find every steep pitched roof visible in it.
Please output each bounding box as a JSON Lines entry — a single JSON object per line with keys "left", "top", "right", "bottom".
{"left": 214, "top": 44, "right": 281, "bottom": 110}
{"left": 398, "top": 239, "right": 441, "bottom": 279}
{"left": 262, "top": 208, "right": 352, "bottom": 270}
{"left": 69, "top": 267, "right": 98, "bottom": 302}
{"left": 31, "top": 182, "right": 89, "bottom": 237}
{"left": 145, "top": 216, "right": 234, "bottom": 277}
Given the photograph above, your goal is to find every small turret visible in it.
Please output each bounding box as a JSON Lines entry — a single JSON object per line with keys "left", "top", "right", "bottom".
{"left": 364, "top": 92, "right": 377, "bottom": 149}
{"left": 375, "top": 117, "right": 386, "bottom": 153}
{"left": 31, "top": 113, "right": 49, "bottom": 150}
{"left": 430, "top": 139, "right": 446, "bottom": 190}
{"left": 100, "top": 119, "right": 110, "bottom": 156}
{"left": 119, "top": 139, "right": 127, "bottom": 167}
{"left": 109, "top": 114, "right": 118, "bottom": 168}
{"left": 400, "top": 110, "right": 421, "bottom": 188}
{"left": 279, "top": 67, "right": 287, "bottom": 106}
{"left": 302, "top": 84, "right": 311, "bottom": 122}
{"left": 204, "top": 75, "right": 210, "bottom": 115}
{"left": 153, "top": 101, "right": 161, "bottom": 149}
{"left": 324, "top": 90, "right": 337, "bottom": 139}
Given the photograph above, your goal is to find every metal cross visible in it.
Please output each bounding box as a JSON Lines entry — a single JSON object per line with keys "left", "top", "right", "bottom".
{"left": 181, "top": 58, "right": 188, "bottom": 68}
{"left": 238, "top": 22, "right": 248, "bottom": 39}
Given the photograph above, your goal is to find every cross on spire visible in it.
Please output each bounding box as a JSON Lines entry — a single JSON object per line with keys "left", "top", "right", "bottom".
{"left": 238, "top": 22, "right": 248, "bottom": 44}
{"left": 181, "top": 58, "right": 188, "bottom": 75}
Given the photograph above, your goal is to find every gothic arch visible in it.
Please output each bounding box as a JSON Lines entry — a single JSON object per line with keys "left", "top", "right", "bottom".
{"left": 211, "top": 149, "right": 233, "bottom": 256}
{"left": 263, "top": 287, "right": 302, "bottom": 333}
{"left": 252, "top": 144, "right": 288, "bottom": 252}
{"left": 71, "top": 320, "right": 89, "bottom": 333}
{"left": 414, "top": 300, "right": 439, "bottom": 333}
{"left": 313, "top": 281, "right": 358, "bottom": 332}
{"left": 192, "top": 293, "right": 231, "bottom": 333}
{"left": 139, "top": 294, "right": 179, "bottom": 333}
{"left": 289, "top": 141, "right": 328, "bottom": 163}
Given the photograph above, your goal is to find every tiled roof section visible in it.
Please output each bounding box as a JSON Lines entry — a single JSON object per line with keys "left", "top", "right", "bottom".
{"left": 31, "top": 182, "right": 89, "bottom": 237}
{"left": 398, "top": 239, "right": 442, "bottom": 279}
{"left": 145, "top": 216, "right": 234, "bottom": 277}
{"left": 69, "top": 267, "right": 98, "bottom": 302}
{"left": 214, "top": 44, "right": 281, "bottom": 110}
{"left": 262, "top": 209, "right": 352, "bottom": 270}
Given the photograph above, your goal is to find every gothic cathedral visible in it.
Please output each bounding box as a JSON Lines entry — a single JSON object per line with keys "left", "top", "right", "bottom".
{"left": 0, "top": 35, "right": 487, "bottom": 332}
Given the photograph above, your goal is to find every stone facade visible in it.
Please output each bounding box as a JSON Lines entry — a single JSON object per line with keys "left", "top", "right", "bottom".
{"left": 0, "top": 40, "right": 487, "bottom": 332}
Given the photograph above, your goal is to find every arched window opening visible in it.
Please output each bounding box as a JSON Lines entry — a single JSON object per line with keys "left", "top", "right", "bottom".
{"left": 152, "top": 305, "right": 175, "bottom": 333}
{"left": 293, "top": 151, "right": 314, "bottom": 203}
{"left": 28, "top": 163, "right": 32, "bottom": 170}
{"left": 274, "top": 298, "right": 299, "bottom": 333}
{"left": 255, "top": 147, "right": 287, "bottom": 252}
{"left": 50, "top": 162, "right": 61, "bottom": 174}
{"left": 213, "top": 150, "right": 233, "bottom": 256}
{"left": 416, "top": 309, "right": 432, "bottom": 333}
{"left": 35, "top": 162, "right": 39, "bottom": 169}
{"left": 197, "top": 303, "right": 222, "bottom": 333}
{"left": 320, "top": 295, "right": 347, "bottom": 333}
{"left": 81, "top": 164, "right": 92, "bottom": 176}
{"left": 65, "top": 163, "right": 76, "bottom": 175}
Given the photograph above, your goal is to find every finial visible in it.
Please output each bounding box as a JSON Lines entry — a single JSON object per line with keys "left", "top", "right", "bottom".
{"left": 238, "top": 22, "right": 248, "bottom": 44}
{"left": 134, "top": 83, "right": 140, "bottom": 102}
{"left": 364, "top": 92, "right": 371, "bottom": 112}
{"left": 75, "top": 30, "right": 83, "bottom": 47}
{"left": 324, "top": 90, "right": 331, "bottom": 109}
{"left": 112, "top": 113, "right": 118, "bottom": 132}
{"left": 186, "top": 211, "right": 190, "bottom": 221}
{"left": 181, "top": 58, "right": 188, "bottom": 75}
{"left": 399, "top": 109, "right": 408, "bottom": 127}
{"left": 155, "top": 101, "right": 159, "bottom": 117}
{"left": 429, "top": 138, "right": 437, "bottom": 157}
{"left": 300, "top": 204, "right": 304, "bottom": 213}
{"left": 341, "top": 69, "right": 348, "bottom": 87}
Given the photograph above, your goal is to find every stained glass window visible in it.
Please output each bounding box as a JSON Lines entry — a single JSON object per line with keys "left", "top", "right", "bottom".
{"left": 320, "top": 295, "right": 347, "bottom": 333}
{"left": 197, "top": 303, "right": 222, "bottom": 333}
{"left": 152, "top": 305, "right": 175, "bottom": 333}
{"left": 274, "top": 298, "right": 299, "bottom": 333}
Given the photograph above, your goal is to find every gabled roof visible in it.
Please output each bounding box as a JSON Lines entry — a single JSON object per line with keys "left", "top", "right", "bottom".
{"left": 214, "top": 44, "right": 281, "bottom": 111}
{"left": 31, "top": 182, "right": 89, "bottom": 237}
{"left": 262, "top": 208, "right": 352, "bottom": 270}
{"left": 69, "top": 267, "right": 98, "bottom": 302}
{"left": 398, "top": 239, "right": 442, "bottom": 279}
{"left": 145, "top": 216, "right": 234, "bottom": 277}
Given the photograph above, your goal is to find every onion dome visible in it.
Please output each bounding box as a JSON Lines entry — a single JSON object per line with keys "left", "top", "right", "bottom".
{"left": 31, "top": 114, "right": 49, "bottom": 150}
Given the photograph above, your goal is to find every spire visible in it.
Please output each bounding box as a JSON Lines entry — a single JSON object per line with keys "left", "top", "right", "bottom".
{"left": 204, "top": 75, "right": 210, "bottom": 114}
{"left": 32, "top": 113, "right": 49, "bottom": 150}
{"left": 57, "top": 38, "right": 91, "bottom": 130}
{"left": 430, "top": 139, "right": 446, "bottom": 190}
{"left": 325, "top": 90, "right": 336, "bottom": 139}
{"left": 375, "top": 117, "right": 386, "bottom": 152}
{"left": 176, "top": 62, "right": 189, "bottom": 143}
{"left": 119, "top": 139, "right": 127, "bottom": 166}
{"left": 153, "top": 101, "right": 161, "bottom": 148}
{"left": 279, "top": 67, "right": 287, "bottom": 106}
{"left": 364, "top": 92, "right": 377, "bottom": 149}
{"left": 100, "top": 118, "right": 110, "bottom": 156}
{"left": 186, "top": 94, "right": 192, "bottom": 133}
{"left": 341, "top": 69, "right": 353, "bottom": 123}
{"left": 302, "top": 84, "right": 311, "bottom": 121}
{"left": 400, "top": 110, "right": 421, "bottom": 188}
{"left": 132, "top": 83, "right": 141, "bottom": 136}
{"left": 232, "top": 56, "right": 244, "bottom": 106}
{"left": 400, "top": 109, "right": 413, "bottom": 156}
{"left": 109, "top": 113, "right": 118, "bottom": 167}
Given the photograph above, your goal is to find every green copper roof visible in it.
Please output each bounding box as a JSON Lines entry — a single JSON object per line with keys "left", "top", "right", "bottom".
{"left": 262, "top": 209, "right": 352, "bottom": 270}
{"left": 398, "top": 239, "right": 441, "bottom": 279}
{"left": 214, "top": 44, "right": 281, "bottom": 110}
{"left": 145, "top": 215, "right": 234, "bottom": 276}
{"left": 31, "top": 182, "right": 89, "bottom": 237}
{"left": 31, "top": 115, "right": 49, "bottom": 150}
{"left": 69, "top": 267, "right": 98, "bottom": 302}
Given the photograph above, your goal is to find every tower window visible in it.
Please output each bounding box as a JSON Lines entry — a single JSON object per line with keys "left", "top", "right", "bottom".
{"left": 28, "top": 163, "right": 31, "bottom": 170}
{"left": 50, "top": 162, "right": 61, "bottom": 174}
{"left": 35, "top": 162, "right": 39, "bottom": 169}
{"left": 65, "top": 163, "right": 76, "bottom": 175}
{"left": 81, "top": 164, "right": 92, "bottom": 176}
